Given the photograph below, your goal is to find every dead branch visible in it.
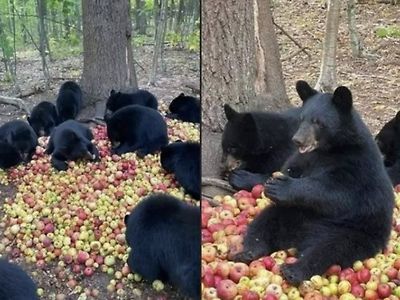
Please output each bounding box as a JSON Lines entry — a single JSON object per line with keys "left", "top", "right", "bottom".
{"left": 273, "top": 19, "right": 312, "bottom": 59}
{"left": 78, "top": 118, "right": 105, "bottom": 126}
{"left": 202, "top": 177, "right": 236, "bottom": 194}
{"left": 201, "top": 194, "right": 222, "bottom": 207}
{"left": 0, "top": 95, "right": 30, "bottom": 113}
{"left": 184, "top": 82, "right": 200, "bottom": 95}
{"left": 17, "top": 86, "right": 45, "bottom": 98}
{"left": 282, "top": 48, "right": 310, "bottom": 61}
{"left": 133, "top": 59, "right": 145, "bottom": 71}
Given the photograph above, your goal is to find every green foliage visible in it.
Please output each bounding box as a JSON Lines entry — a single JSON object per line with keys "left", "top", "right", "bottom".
{"left": 133, "top": 34, "right": 147, "bottom": 47}
{"left": 49, "top": 36, "right": 81, "bottom": 59}
{"left": 0, "top": 33, "right": 13, "bottom": 61}
{"left": 187, "top": 29, "right": 199, "bottom": 52}
{"left": 144, "top": 0, "right": 154, "bottom": 12}
{"left": 375, "top": 25, "right": 400, "bottom": 38}
{"left": 166, "top": 31, "right": 181, "bottom": 47}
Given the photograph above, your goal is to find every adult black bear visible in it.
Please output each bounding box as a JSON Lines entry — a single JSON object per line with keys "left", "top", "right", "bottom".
{"left": 106, "top": 105, "right": 168, "bottom": 157}
{"left": 46, "top": 120, "right": 99, "bottom": 171}
{"left": 106, "top": 89, "right": 158, "bottom": 114}
{"left": 124, "top": 194, "right": 200, "bottom": 299}
{"left": 221, "top": 104, "right": 300, "bottom": 191}
{"left": 376, "top": 111, "right": 400, "bottom": 186}
{"left": 0, "top": 259, "right": 38, "bottom": 300}
{"left": 0, "top": 120, "right": 38, "bottom": 163}
{"left": 28, "top": 101, "right": 59, "bottom": 136}
{"left": 166, "top": 93, "right": 200, "bottom": 123}
{"left": 56, "top": 81, "right": 82, "bottom": 122}
{"left": 0, "top": 142, "right": 22, "bottom": 169}
{"left": 160, "top": 141, "right": 200, "bottom": 200}
{"left": 233, "top": 81, "right": 394, "bottom": 285}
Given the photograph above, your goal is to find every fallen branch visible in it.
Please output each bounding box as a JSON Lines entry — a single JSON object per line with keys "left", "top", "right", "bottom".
{"left": 273, "top": 19, "right": 312, "bottom": 59}
{"left": 202, "top": 177, "right": 236, "bottom": 194}
{"left": 184, "top": 82, "right": 200, "bottom": 95}
{"left": 78, "top": 118, "right": 105, "bottom": 126}
{"left": 201, "top": 194, "right": 221, "bottom": 207}
{"left": 282, "top": 48, "right": 310, "bottom": 62}
{"left": 17, "top": 86, "right": 45, "bottom": 98}
{"left": 0, "top": 95, "right": 29, "bottom": 113}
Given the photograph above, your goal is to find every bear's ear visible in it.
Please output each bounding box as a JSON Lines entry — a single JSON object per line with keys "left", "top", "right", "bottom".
{"left": 332, "top": 86, "right": 353, "bottom": 112}
{"left": 395, "top": 111, "right": 400, "bottom": 124}
{"left": 27, "top": 116, "right": 31, "bottom": 123}
{"left": 110, "top": 89, "right": 116, "bottom": 96}
{"left": 179, "top": 93, "right": 185, "bottom": 97}
{"left": 124, "top": 214, "right": 129, "bottom": 225}
{"left": 296, "top": 80, "right": 317, "bottom": 102}
{"left": 224, "top": 104, "right": 238, "bottom": 121}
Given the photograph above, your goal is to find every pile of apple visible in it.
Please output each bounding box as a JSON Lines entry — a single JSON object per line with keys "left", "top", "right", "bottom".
{"left": 202, "top": 185, "right": 400, "bottom": 300}
{"left": 0, "top": 121, "right": 199, "bottom": 298}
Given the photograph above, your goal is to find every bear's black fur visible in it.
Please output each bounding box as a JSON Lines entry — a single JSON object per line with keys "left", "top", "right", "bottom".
{"left": 161, "top": 141, "right": 200, "bottom": 200}
{"left": 0, "top": 259, "right": 38, "bottom": 300}
{"left": 56, "top": 81, "right": 82, "bottom": 122}
{"left": 46, "top": 120, "right": 99, "bottom": 171}
{"left": 233, "top": 81, "right": 394, "bottom": 285}
{"left": 106, "top": 105, "right": 168, "bottom": 157}
{"left": 0, "top": 120, "right": 38, "bottom": 163}
{"left": 0, "top": 142, "right": 22, "bottom": 169}
{"left": 375, "top": 111, "right": 400, "bottom": 186}
{"left": 124, "top": 194, "right": 200, "bottom": 299}
{"left": 222, "top": 104, "right": 300, "bottom": 191}
{"left": 166, "top": 93, "right": 200, "bottom": 123}
{"left": 28, "top": 101, "right": 59, "bottom": 137}
{"left": 106, "top": 89, "right": 158, "bottom": 114}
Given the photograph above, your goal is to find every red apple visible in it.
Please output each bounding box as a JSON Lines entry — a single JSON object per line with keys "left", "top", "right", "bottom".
{"left": 377, "top": 283, "right": 391, "bottom": 298}
{"left": 242, "top": 290, "right": 260, "bottom": 300}
{"left": 326, "top": 264, "right": 341, "bottom": 276}
{"left": 251, "top": 184, "right": 264, "bottom": 199}
{"left": 203, "top": 272, "right": 215, "bottom": 287}
{"left": 216, "top": 279, "right": 238, "bottom": 300}
{"left": 249, "top": 260, "right": 265, "bottom": 276}
{"left": 263, "top": 256, "right": 275, "bottom": 271}
{"left": 215, "top": 262, "right": 230, "bottom": 278}
{"left": 386, "top": 267, "right": 398, "bottom": 279}
{"left": 357, "top": 268, "right": 371, "bottom": 283}
{"left": 229, "top": 262, "right": 250, "bottom": 283}
{"left": 263, "top": 295, "right": 278, "bottom": 300}
{"left": 351, "top": 284, "right": 365, "bottom": 298}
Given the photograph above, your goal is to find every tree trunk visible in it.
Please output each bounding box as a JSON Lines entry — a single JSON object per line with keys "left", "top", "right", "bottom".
{"left": 50, "top": 8, "right": 59, "bottom": 39}
{"left": 175, "top": 0, "right": 184, "bottom": 34}
{"left": 134, "top": 0, "right": 147, "bottom": 35}
{"left": 75, "top": 1, "right": 82, "bottom": 35}
{"left": 149, "top": 0, "right": 167, "bottom": 85}
{"left": 254, "top": 0, "right": 289, "bottom": 110}
{"left": 36, "top": 0, "right": 50, "bottom": 85}
{"left": 202, "top": 0, "right": 290, "bottom": 179}
{"left": 81, "top": 0, "right": 137, "bottom": 111}
{"left": 315, "top": 0, "right": 341, "bottom": 92}
{"left": 347, "top": 0, "right": 363, "bottom": 57}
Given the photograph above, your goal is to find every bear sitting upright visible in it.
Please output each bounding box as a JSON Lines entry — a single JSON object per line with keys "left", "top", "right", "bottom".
{"left": 106, "top": 89, "right": 158, "bottom": 114}
{"left": 125, "top": 194, "right": 200, "bottom": 299}
{"left": 56, "top": 81, "right": 82, "bottom": 122}
{"left": 166, "top": 93, "right": 200, "bottom": 123}
{"left": 46, "top": 120, "right": 99, "bottom": 171}
{"left": 160, "top": 141, "right": 200, "bottom": 200}
{"left": 106, "top": 105, "right": 168, "bottom": 157}
{"left": 222, "top": 104, "right": 300, "bottom": 191}
{"left": 0, "top": 259, "right": 38, "bottom": 300}
{"left": 28, "top": 101, "right": 59, "bottom": 137}
{"left": 0, "top": 120, "right": 38, "bottom": 163}
{"left": 375, "top": 111, "right": 400, "bottom": 186}
{"left": 233, "top": 81, "right": 394, "bottom": 285}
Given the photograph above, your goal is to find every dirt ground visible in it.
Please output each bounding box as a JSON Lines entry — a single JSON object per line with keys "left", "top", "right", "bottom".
{"left": 0, "top": 46, "right": 199, "bottom": 300}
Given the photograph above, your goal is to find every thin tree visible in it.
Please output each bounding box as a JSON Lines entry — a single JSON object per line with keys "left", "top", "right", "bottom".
{"left": 315, "top": 0, "right": 341, "bottom": 92}
{"left": 347, "top": 0, "right": 364, "bottom": 57}
{"left": 36, "top": 0, "right": 50, "bottom": 85}
{"left": 81, "top": 0, "right": 137, "bottom": 119}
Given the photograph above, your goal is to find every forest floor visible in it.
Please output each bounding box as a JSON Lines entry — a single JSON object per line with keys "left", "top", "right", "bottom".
{"left": 0, "top": 46, "right": 199, "bottom": 300}
{"left": 275, "top": 0, "right": 399, "bottom": 134}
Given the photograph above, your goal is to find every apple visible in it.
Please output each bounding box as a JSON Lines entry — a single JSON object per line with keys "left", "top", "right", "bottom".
{"left": 351, "top": 284, "right": 365, "bottom": 298}
{"left": 251, "top": 184, "right": 264, "bottom": 199}
{"left": 216, "top": 279, "right": 238, "bottom": 300}
{"left": 215, "top": 262, "right": 231, "bottom": 278}
{"left": 263, "top": 295, "right": 278, "bottom": 300}
{"left": 356, "top": 268, "right": 371, "bottom": 283}
{"left": 364, "top": 289, "right": 378, "bottom": 300}
{"left": 202, "top": 245, "right": 217, "bottom": 263}
{"left": 242, "top": 290, "right": 260, "bottom": 300}
{"left": 377, "top": 283, "right": 392, "bottom": 298}
{"left": 249, "top": 260, "right": 265, "bottom": 276}
{"left": 263, "top": 256, "right": 275, "bottom": 271}
{"left": 203, "top": 272, "right": 215, "bottom": 287}
{"left": 229, "top": 262, "right": 250, "bottom": 283}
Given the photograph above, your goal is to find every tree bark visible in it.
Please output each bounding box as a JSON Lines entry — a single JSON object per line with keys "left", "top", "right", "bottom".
{"left": 315, "top": 0, "right": 341, "bottom": 92}
{"left": 202, "top": 0, "right": 290, "bottom": 178}
{"left": 347, "top": 0, "right": 364, "bottom": 57}
{"left": 134, "top": 0, "right": 147, "bottom": 35}
{"left": 149, "top": 0, "right": 167, "bottom": 85}
{"left": 36, "top": 0, "right": 49, "bottom": 85}
{"left": 81, "top": 0, "right": 137, "bottom": 108}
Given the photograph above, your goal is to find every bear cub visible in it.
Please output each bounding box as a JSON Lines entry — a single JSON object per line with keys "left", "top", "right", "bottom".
{"left": 233, "top": 81, "right": 394, "bottom": 285}
{"left": 0, "top": 120, "right": 38, "bottom": 163}
{"left": 56, "top": 81, "right": 82, "bottom": 122}
{"left": 124, "top": 194, "right": 200, "bottom": 299}
{"left": 0, "top": 142, "right": 23, "bottom": 169}
{"left": 106, "top": 105, "right": 168, "bottom": 157}
{"left": 376, "top": 111, "right": 400, "bottom": 186}
{"left": 161, "top": 141, "right": 200, "bottom": 200}
{"left": 166, "top": 93, "right": 200, "bottom": 123}
{"left": 0, "top": 259, "right": 38, "bottom": 300}
{"left": 46, "top": 120, "right": 99, "bottom": 171}
{"left": 106, "top": 89, "right": 158, "bottom": 114}
{"left": 28, "top": 101, "right": 59, "bottom": 136}
{"left": 222, "top": 104, "right": 300, "bottom": 191}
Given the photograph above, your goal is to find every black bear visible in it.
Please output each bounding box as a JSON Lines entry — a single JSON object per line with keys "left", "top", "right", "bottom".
{"left": 0, "top": 120, "right": 38, "bottom": 163}
{"left": 28, "top": 101, "right": 59, "bottom": 137}
{"left": 124, "top": 194, "right": 200, "bottom": 299}
{"left": 233, "top": 81, "right": 394, "bottom": 285}
{"left": 0, "top": 259, "right": 38, "bottom": 300}
{"left": 0, "top": 142, "right": 22, "bottom": 169}
{"left": 56, "top": 81, "right": 82, "bottom": 122}
{"left": 106, "top": 105, "right": 168, "bottom": 157}
{"left": 221, "top": 104, "right": 300, "bottom": 191}
{"left": 160, "top": 141, "right": 200, "bottom": 200}
{"left": 166, "top": 93, "right": 200, "bottom": 123}
{"left": 46, "top": 120, "right": 99, "bottom": 171}
{"left": 375, "top": 111, "right": 400, "bottom": 186}
{"left": 106, "top": 89, "right": 158, "bottom": 114}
